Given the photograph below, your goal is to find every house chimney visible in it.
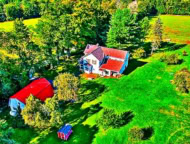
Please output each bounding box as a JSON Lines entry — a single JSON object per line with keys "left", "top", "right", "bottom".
{"left": 87, "top": 44, "right": 90, "bottom": 49}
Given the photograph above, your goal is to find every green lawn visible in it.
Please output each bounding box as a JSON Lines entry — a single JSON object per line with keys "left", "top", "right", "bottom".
{"left": 148, "top": 15, "right": 190, "bottom": 44}
{"left": 89, "top": 44, "right": 190, "bottom": 144}
{"left": 0, "top": 18, "right": 40, "bottom": 32}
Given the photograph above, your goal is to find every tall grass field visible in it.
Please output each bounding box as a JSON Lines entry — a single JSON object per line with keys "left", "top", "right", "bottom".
{"left": 148, "top": 15, "right": 190, "bottom": 44}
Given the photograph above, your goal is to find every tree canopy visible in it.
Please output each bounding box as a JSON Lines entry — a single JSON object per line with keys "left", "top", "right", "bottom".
{"left": 106, "top": 8, "right": 149, "bottom": 50}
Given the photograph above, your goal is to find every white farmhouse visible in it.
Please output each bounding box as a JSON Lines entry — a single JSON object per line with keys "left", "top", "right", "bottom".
{"left": 79, "top": 44, "right": 130, "bottom": 77}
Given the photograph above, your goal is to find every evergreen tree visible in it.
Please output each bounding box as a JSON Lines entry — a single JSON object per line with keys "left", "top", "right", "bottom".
{"left": 151, "top": 17, "right": 163, "bottom": 54}
{"left": 106, "top": 8, "right": 148, "bottom": 50}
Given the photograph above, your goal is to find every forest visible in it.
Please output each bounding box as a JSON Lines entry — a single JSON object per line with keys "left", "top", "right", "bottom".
{"left": 0, "top": 0, "right": 190, "bottom": 144}
{"left": 0, "top": 0, "right": 190, "bottom": 22}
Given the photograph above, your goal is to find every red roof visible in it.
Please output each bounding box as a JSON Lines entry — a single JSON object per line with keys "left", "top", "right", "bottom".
{"left": 10, "top": 78, "right": 54, "bottom": 104}
{"left": 100, "top": 59, "right": 124, "bottom": 72}
{"left": 102, "top": 47, "right": 127, "bottom": 59}
{"left": 84, "top": 45, "right": 98, "bottom": 54}
{"left": 84, "top": 44, "right": 128, "bottom": 59}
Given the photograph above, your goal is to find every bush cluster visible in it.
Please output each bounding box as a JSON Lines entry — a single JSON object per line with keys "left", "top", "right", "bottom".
{"left": 128, "top": 126, "right": 144, "bottom": 142}
{"left": 132, "top": 48, "right": 146, "bottom": 59}
{"left": 97, "top": 109, "right": 132, "bottom": 129}
{"left": 173, "top": 68, "right": 190, "bottom": 93}
{"left": 160, "top": 53, "right": 181, "bottom": 65}
{"left": 183, "top": 51, "right": 188, "bottom": 56}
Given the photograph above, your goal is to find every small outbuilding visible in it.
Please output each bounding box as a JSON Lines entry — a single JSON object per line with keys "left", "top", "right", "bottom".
{"left": 57, "top": 124, "right": 73, "bottom": 140}
{"left": 9, "top": 78, "right": 54, "bottom": 116}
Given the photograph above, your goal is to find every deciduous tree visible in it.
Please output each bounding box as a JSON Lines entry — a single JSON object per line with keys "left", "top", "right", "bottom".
{"left": 21, "top": 95, "right": 63, "bottom": 129}
{"left": 54, "top": 73, "right": 79, "bottom": 101}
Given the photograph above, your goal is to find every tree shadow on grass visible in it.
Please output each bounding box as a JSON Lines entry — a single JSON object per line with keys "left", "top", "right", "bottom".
{"left": 144, "top": 42, "right": 187, "bottom": 55}
{"left": 123, "top": 59, "right": 147, "bottom": 75}
{"left": 62, "top": 103, "right": 102, "bottom": 124}
{"left": 142, "top": 127, "right": 154, "bottom": 140}
{"left": 160, "top": 42, "right": 186, "bottom": 52}
{"left": 59, "top": 102, "right": 102, "bottom": 144}
{"left": 65, "top": 124, "right": 98, "bottom": 144}
{"left": 79, "top": 81, "right": 106, "bottom": 102}
{"left": 115, "top": 111, "right": 134, "bottom": 129}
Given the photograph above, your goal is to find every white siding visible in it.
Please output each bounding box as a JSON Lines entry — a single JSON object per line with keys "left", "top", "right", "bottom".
{"left": 83, "top": 54, "right": 100, "bottom": 74}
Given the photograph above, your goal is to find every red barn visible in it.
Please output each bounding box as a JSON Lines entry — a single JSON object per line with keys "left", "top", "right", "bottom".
{"left": 9, "top": 78, "right": 54, "bottom": 116}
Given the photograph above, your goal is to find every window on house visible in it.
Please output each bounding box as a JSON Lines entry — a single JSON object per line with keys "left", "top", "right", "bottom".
{"left": 92, "top": 60, "right": 97, "bottom": 65}
{"left": 86, "top": 59, "right": 91, "bottom": 64}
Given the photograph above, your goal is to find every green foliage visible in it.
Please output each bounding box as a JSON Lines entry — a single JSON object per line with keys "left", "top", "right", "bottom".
{"left": 21, "top": 95, "right": 63, "bottom": 129}
{"left": 8, "top": 19, "right": 41, "bottom": 73}
{"left": 173, "top": 68, "right": 190, "bottom": 93}
{"left": 0, "top": 57, "right": 29, "bottom": 99}
{"left": 106, "top": 8, "right": 149, "bottom": 50}
{"left": 97, "top": 109, "right": 130, "bottom": 129}
{"left": 4, "top": 3, "right": 23, "bottom": 20}
{"left": 22, "top": 1, "right": 40, "bottom": 19}
{"left": 138, "top": 0, "right": 157, "bottom": 16}
{"left": 0, "top": 119, "right": 15, "bottom": 144}
{"left": 54, "top": 73, "right": 79, "bottom": 101}
{"left": 128, "top": 126, "right": 144, "bottom": 142}
{"left": 151, "top": 17, "right": 163, "bottom": 54}
{"left": 183, "top": 50, "right": 188, "bottom": 56}
{"left": 132, "top": 48, "right": 146, "bottom": 59}
{"left": 160, "top": 53, "right": 181, "bottom": 65}
{"left": 138, "top": 0, "right": 190, "bottom": 16}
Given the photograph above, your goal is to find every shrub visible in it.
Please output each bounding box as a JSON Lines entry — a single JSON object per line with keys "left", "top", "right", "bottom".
{"left": 97, "top": 109, "right": 133, "bottom": 129}
{"left": 173, "top": 68, "right": 190, "bottom": 93}
{"left": 160, "top": 53, "right": 181, "bottom": 65}
{"left": 132, "top": 48, "right": 146, "bottom": 59}
{"left": 128, "top": 126, "right": 144, "bottom": 142}
{"left": 183, "top": 51, "right": 188, "bottom": 56}
{"left": 159, "top": 53, "right": 167, "bottom": 62}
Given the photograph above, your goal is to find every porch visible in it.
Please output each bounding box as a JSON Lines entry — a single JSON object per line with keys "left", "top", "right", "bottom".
{"left": 99, "top": 69, "right": 121, "bottom": 78}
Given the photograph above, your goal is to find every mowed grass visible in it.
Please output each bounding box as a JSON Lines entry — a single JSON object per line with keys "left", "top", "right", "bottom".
{"left": 88, "top": 45, "right": 190, "bottom": 144}
{"left": 148, "top": 15, "right": 190, "bottom": 44}
{"left": 0, "top": 18, "right": 40, "bottom": 32}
